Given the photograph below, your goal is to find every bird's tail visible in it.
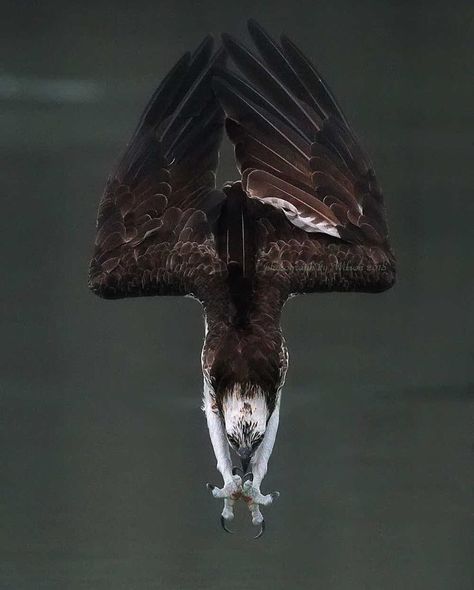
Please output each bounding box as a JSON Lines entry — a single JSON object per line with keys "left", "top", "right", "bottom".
{"left": 216, "top": 181, "right": 256, "bottom": 324}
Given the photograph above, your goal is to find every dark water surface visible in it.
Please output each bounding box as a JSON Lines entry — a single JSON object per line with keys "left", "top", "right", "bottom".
{"left": 1, "top": 1, "right": 473, "bottom": 589}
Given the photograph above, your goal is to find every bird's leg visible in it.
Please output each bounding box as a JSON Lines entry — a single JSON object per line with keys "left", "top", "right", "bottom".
{"left": 203, "top": 383, "right": 242, "bottom": 529}
{"left": 243, "top": 394, "right": 281, "bottom": 530}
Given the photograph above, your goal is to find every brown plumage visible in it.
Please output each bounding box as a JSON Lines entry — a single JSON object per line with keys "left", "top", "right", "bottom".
{"left": 89, "top": 36, "right": 228, "bottom": 303}
{"left": 88, "top": 22, "right": 396, "bottom": 532}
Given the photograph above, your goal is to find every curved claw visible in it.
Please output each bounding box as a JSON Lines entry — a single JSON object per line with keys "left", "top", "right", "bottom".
{"left": 243, "top": 471, "right": 253, "bottom": 482}
{"left": 220, "top": 515, "right": 234, "bottom": 534}
{"left": 254, "top": 519, "right": 265, "bottom": 539}
{"left": 206, "top": 483, "right": 215, "bottom": 493}
{"left": 232, "top": 465, "right": 244, "bottom": 477}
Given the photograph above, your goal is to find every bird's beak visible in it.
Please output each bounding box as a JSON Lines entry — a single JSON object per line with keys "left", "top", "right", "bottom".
{"left": 238, "top": 446, "right": 252, "bottom": 473}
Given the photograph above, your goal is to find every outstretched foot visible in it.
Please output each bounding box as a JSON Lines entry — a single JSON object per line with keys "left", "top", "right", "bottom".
{"left": 242, "top": 479, "right": 280, "bottom": 537}
{"left": 206, "top": 473, "right": 243, "bottom": 532}
{"left": 206, "top": 472, "right": 280, "bottom": 537}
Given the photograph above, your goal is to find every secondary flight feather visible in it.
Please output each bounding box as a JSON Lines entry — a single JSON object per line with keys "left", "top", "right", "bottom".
{"left": 89, "top": 21, "right": 396, "bottom": 538}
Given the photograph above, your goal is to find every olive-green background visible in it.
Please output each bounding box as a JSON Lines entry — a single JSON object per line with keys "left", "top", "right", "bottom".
{"left": 1, "top": 1, "right": 472, "bottom": 589}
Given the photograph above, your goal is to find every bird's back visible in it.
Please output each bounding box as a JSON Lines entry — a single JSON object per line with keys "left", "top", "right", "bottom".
{"left": 215, "top": 181, "right": 258, "bottom": 327}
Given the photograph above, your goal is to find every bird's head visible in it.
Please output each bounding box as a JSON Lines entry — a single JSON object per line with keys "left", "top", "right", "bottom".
{"left": 221, "top": 383, "right": 269, "bottom": 472}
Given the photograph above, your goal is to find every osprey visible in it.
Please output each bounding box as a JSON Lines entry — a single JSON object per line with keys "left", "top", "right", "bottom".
{"left": 89, "top": 20, "right": 396, "bottom": 537}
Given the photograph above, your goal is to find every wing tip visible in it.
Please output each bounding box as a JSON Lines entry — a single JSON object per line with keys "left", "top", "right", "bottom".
{"left": 247, "top": 18, "right": 274, "bottom": 46}
{"left": 247, "top": 18, "right": 263, "bottom": 35}
{"left": 192, "top": 34, "right": 215, "bottom": 60}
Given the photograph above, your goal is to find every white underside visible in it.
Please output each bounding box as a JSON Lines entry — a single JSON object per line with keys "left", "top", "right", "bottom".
{"left": 202, "top": 381, "right": 234, "bottom": 485}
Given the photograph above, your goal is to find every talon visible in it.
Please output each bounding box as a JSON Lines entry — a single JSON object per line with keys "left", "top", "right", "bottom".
{"left": 206, "top": 483, "right": 215, "bottom": 492}
{"left": 243, "top": 472, "right": 253, "bottom": 482}
{"left": 254, "top": 519, "right": 265, "bottom": 539}
{"left": 232, "top": 465, "right": 244, "bottom": 477}
{"left": 220, "top": 515, "right": 234, "bottom": 534}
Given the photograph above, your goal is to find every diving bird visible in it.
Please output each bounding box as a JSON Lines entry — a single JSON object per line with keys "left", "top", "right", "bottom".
{"left": 88, "top": 20, "right": 396, "bottom": 537}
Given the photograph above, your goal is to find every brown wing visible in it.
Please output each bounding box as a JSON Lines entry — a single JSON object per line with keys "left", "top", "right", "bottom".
{"left": 88, "top": 36, "right": 227, "bottom": 302}
{"left": 214, "top": 21, "right": 396, "bottom": 295}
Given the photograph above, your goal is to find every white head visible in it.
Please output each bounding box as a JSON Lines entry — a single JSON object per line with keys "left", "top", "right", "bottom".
{"left": 221, "top": 383, "right": 269, "bottom": 470}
